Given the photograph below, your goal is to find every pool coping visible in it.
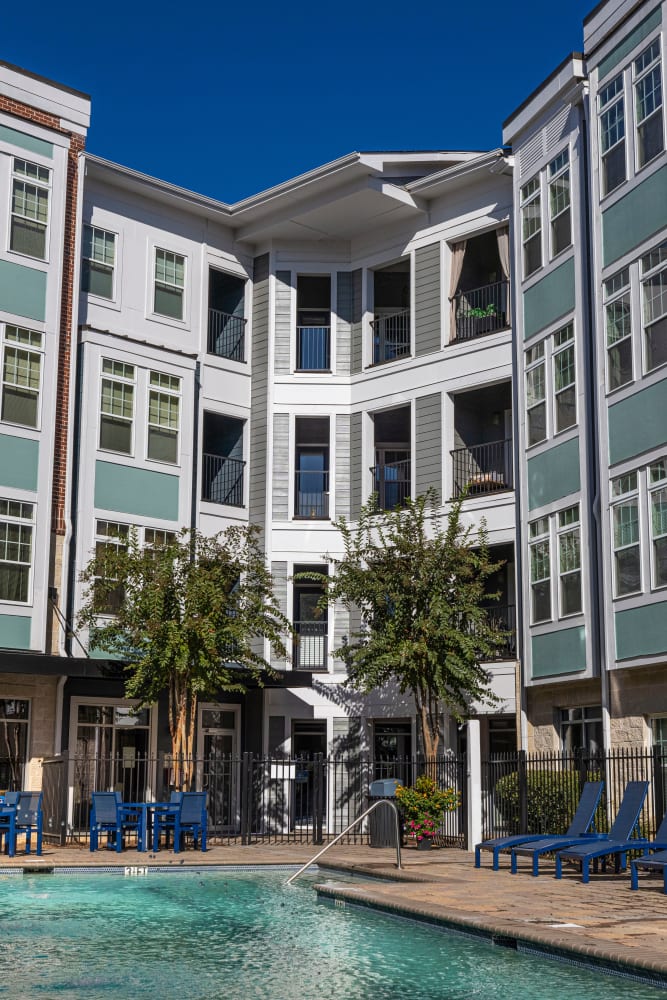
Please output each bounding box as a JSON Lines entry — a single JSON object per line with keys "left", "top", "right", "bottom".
{"left": 314, "top": 880, "right": 667, "bottom": 991}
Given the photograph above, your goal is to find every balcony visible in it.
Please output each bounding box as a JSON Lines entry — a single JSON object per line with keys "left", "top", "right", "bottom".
{"left": 208, "top": 309, "right": 246, "bottom": 362}
{"left": 296, "top": 326, "right": 330, "bottom": 371}
{"left": 371, "top": 310, "right": 411, "bottom": 365}
{"left": 453, "top": 280, "right": 509, "bottom": 341}
{"left": 451, "top": 439, "right": 513, "bottom": 498}
{"left": 295, "top": 469, "right": 329, "bottom": 519}
{"left": 202, "top": 454, "right": 245, "bottom": 506}
{"left": 293, "top": 621, "right": 328, "bottom": 671}
{"left": 371, "top": 458, "right": 411, "bottom": 511}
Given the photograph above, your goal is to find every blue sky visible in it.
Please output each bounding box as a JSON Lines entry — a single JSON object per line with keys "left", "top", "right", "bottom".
{"left": 5, "top": 0, "right": 591, "bottom": 203}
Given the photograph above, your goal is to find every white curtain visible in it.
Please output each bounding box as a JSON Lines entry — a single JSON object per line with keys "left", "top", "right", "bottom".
{"left": 448, "top": 241, "right": 467, "bottom": 340}
{"left": 496, "top": 227, "right": 511, "bottom": 321}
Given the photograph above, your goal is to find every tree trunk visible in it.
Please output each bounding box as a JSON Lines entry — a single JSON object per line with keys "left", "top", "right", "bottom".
{"left": 414, "top": 687, "right": 441, "bottom": 759}
{"left": 168, "top": 671, "right": 197, "bottom": 789}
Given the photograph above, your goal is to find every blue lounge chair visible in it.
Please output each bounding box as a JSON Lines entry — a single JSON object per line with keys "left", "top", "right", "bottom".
{"left": 474, "top": 780, "right": 603, "bottom": 870}
{"left": 631, "top": 847, "right": 667, "bottom": 892}
{"left": 554, "top": 780, "right": 650, "bottom": 882}
{"left": 90, "top": 792, "right": 143, "bottom": 853}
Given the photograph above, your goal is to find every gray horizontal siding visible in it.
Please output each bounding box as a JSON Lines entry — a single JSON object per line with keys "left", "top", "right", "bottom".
{"left": 336, "top": 272, "right": 352, "bottom": 376}
{"left": 350, "top": 411, "right": 362, "bottom": 519}
{"left": 415, "top": 392, "right": 442, "bottom": 501}
{"left": 272, "top": 413, "right": 290, "bottom": 521}
{"left": 270, "top": 560, "right": 288, "bottom": 669}
{"left": 333, "top": 601, "right": 349, "bottom": 674}
{"left": 335, "top": 413, "right": 351, "bottom": 519}
{"left": 350, "top": 269, "right": 363, "bottom": 374}
{"left": 249, "top": 253, "right": 270, "bottom": 534}
{"left": 274, "top": 270, "right": 292, "bottom": 375}
{"left": 415, "top": 243, "right": 441, "bottom": 357}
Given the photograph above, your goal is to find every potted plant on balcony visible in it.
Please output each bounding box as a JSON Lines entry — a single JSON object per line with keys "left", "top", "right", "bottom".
{"left": 467, "top": 302, "right": 497, "bottom": 336}
{"left": 395, "top": 774, "right": 460, "bottom": 850}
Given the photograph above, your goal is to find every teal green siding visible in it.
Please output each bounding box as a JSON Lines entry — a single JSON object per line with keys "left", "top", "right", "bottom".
{"left": 602, "top": 166, "right": 667, "bottom": 267}
{"left": 0, "top": 615, "right": 31, "bottom": 650}
{"left": 532, "top": 627, "right": 587, "bottom": 679}
{"left": 523, "top": 258, "right": 575, "bottom": 340}
{"left": 608, "top": 379, "right": 667, "bottom": 464}
{"left": 0, "top": 434, "right": 38, "bottom": 491}
{"left": 527, "top": 437, "right": 580, "bottom": 510}
{"left": 0, "top": 125, "right": 53, "bottom": 158}
{"left": 615, "top": 601, "right": 667, "bottom": 660}
{"left": 94, "top": 461, "right": 179, "bottom": 521}
{"left": 598, "top": 7, "right": 662, "bottom": 80}
{"left": 0, "top": 260, "right": 47, "bottom": 323}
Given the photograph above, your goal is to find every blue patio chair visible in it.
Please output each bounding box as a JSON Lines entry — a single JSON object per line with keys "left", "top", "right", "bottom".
{"left": 14, "top": 792, "right": 43, "bottom": 856}
{"left": 4, "top": 792, "right": 19, "bottom": 807}
{"left": 90, "top": 792, "right": 143, "bottom": 853}
{"left": 631, "top": 847, "right": 667, "bottom": 893}
{"left": 554, "top": 780, "right": 650, "bottom": 882}
{"left": 150, "top": 791, "right": 183, "bottom": 850}
{"left": 474, "top": 781, "right": 604, "bottom": 870}
{"left": 169, "top": 792, "right": 207, "bottom": 854}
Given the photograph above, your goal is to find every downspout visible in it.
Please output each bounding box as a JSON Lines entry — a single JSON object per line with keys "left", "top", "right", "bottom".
{"left": 65, "top": 339, "right": 86, "bottom": 657}
{"left": 580, "top": 88, "right": 611, "bottom": 751}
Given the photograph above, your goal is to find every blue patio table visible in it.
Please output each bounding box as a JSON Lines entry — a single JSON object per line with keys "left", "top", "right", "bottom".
{"left": 147, "top": 802, "right": 181, "bottom": 852}
{"left": 117, "top": 803, "right": 148, "bottom": 853}
{"left": 0, "top": 805, "right": 17, "bottom": 858}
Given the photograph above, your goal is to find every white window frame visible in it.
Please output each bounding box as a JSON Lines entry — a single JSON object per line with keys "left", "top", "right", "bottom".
{"left": 557, "top": 504, "right": 582, "bottom": 618}
{"left": 599, "top": 72, "right": 627, "bottom": 196}
{"left": 648, "top": 458, "right": 667, "bottom": 590}
{"left": 611, "top": 470, "right": 642, "bottom": 598}
{"left": 548, "top": 149, "right": 571, "bottom": 259}
{"left": 521, "top": 176, "right": 542, "bottom": 279}
{"left": 147, "top": 371, "right": 181, "bottom": 465}
{"left": 641, "top": 240, "right": 667, "bottom": 375}
{"left": 153, "top": 248, "right": 186, "bottom": 321}
{"left": 634, "top": 38, "right": 664, "bottom": 171}
{"left": 552, "top": 323, "right": 576, "bottom": 433}
{"left": 0, "top": 498, "right": 34, "bottom": 605}
{"left": 99, "top": 358, "right": 135, "bottom": 456}
{"left": 525, "top": 322, "right": 577, "bottom": 448}
{"left": 82, "top": 225, "right": 116, "bottom": 301}
{"left": 9, "top": 158, "right": 50, "bottom": 261}
{"left": 604, "top": 267, "right": 633, "bottom": 390}
{"left": 1, "top": 326, "right": 43, "bottom": 430}
{"left": 529, "top": 505, "right": 584, "bottom": 626}
{"left": 529, "top": 517, "right": 551, "bottom": 624}
{"left": 525, "top": 341, "right": 546, "bottom": 447}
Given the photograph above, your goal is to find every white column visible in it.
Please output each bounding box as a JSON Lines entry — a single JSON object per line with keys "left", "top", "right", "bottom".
{"left": 466, "top": 719, "right": 482, "bottom": 852}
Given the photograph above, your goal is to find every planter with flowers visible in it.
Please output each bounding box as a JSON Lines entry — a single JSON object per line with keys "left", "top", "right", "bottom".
{"left": 395, "top": 774, "right": 460, "bottom": 849}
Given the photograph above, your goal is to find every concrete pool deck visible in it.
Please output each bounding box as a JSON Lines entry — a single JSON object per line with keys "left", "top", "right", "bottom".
{"left": 3, "top": 841, "right": 667, "bottom": 985}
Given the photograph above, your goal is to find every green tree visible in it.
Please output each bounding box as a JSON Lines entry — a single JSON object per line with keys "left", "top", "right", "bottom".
{"left": 306, "top": 490, "right": 506, "bottom": 758}
{"left": 78, "top": 525, "right": 290, "bottom": 775}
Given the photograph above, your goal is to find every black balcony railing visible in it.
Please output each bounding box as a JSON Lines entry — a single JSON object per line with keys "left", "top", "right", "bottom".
{"left": 202, "top": 454, "right": 245, "bottom": 506}
{"left": 296, "top": 327, "right": 330, "bottom": 371}
{"left": 293, "top": 621, "right": 328, "bottom": 670}
{"left": 208, "top": 309, "right": 246, "bottom": 362}
{"left": 371, "top": 459, "right": 411, "bottom": 510}
{"left": 371, "top": 310, "right": 410, "bottom": 365}
{"left": 294, "top": 470, "right": 329, "bottom": 519}
{"left": 480, "top": 604, "right": 517, "bottom": 659}
{"left": 451, "top": 439, "right": 513, "bottom": 498}
{"left": 453, "top": 280, "right": 509, "bottom": 341}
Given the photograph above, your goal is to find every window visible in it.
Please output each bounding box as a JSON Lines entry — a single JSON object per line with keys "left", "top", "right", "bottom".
{"left": 525, "top": 342, "right": 546, "bottom": 446}
{"left": 560, "top": 707, "right": 602, "bottom": 754}
{"left": 10, "top": 158, "right": 50, "bottom": 259}
{"left": 147, "top": 372, "right": 180, "bottom": 464}
{"left": 0, "top": 499, "right": 33, "bottom": 603}
{"left": 553, "top": 324, "right": 576, "bottom": 432}
{"left": 604, "top": 268, "right": 632, "bottom": 389}
{"left": 99, "top": 359, "right": 134, "bottom": 454}
{"left": 293, "top": 565, "right": 328, "bottom": 671}
{"left": 634, "top": 39, "right": 664, "bottom": 169}
{"left": 641, "top": 241, "right": 667, "bottom": 373}
{"left": 600, "top": 74, "right": 626, "bottom": 195}
{"left": 294, "top": 417, "right": 329, "bottom": 519}
{"left": 548, "top": 150, "right": 571, "bottom": 256}
{"left": 296, "top": 275, "right": 331, "bottom": 371}
{"left": 521, "top": 177, "right": 541, "bottom": 278}
{"left": 154, "top": 249, "right": 185, "bottom": 320}
{"left": 558, "top": 505, "right": 582, "bottom": 616}
{"left": 0, "top": 699, "right": 29, "bottom": 790}
{"left": 82, "top": 226, "right": 116, "bottom": 299}
{"left": 144, "top": 528, "right": 177, "bottom": 549}
{"left": 73, "top": 702, "right": 150, "bottom": 806}
{"left": 525, "top": 322, "right": 576, "bottom": 446}
{"left": 649, "top": 459, "right": 667, "bottom": 588}
{"left": 94, "top": 520, "right": 129, "bottom": 614}
{"left": 1, "top": 327, "right": 42, "bottom": 428}
{"left": 529, "top": 517, "right": 551, "bottom": 623}
{"left": 611, "top": 472, "right": 641, "bottom": 596}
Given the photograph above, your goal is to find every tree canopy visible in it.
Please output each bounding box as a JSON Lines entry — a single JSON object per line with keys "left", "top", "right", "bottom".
{"left": 78, "top": 525, "right": 290, "bottom": 769}
{"left": 306, "top": 490, "right": 506, "bottom": 758}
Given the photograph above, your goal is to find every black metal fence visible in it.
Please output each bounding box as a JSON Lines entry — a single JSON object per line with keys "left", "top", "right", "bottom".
{"left": 453, "top": 280, "right": 509, "bottom": 341}
{"left": 207, "top": 309, "right": 246, "bottom": 362}
{"left": 39, "top": 752, "right": 467, "bottom": 848}
{"left": 451, "top": 438, "right": 513, "bottom": 497}
{"left": 481, "top": 747, "right": 667, "bottom": 842}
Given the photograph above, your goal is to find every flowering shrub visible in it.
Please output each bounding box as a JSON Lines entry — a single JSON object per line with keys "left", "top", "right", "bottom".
{"left": 395, "top": 774, "right": 460, "bottom": 841}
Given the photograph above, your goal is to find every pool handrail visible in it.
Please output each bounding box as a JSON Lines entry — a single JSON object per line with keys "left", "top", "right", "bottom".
{"left": 285, "top": 799, "right": 402, "bottom": 885}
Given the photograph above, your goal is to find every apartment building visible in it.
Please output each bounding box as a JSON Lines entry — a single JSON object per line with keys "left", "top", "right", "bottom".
{"left": 0, "top": 57, "right": 519, "bottom": 794}
{"left": 505, "top": 0, "right": 667, "bottom": 754}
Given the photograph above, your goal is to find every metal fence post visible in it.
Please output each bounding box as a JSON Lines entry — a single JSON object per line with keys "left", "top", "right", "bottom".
{"left": 314, "top": 753, "right": 324, "bottom": 845}
{"left": 518, "top": 749, "right": 528, "bottom": 834}
{"left": 653, "top": 744, "right": 665, "bottom": 835}
{"left": 240, "top": 752, "right": 252, "bottom": 846}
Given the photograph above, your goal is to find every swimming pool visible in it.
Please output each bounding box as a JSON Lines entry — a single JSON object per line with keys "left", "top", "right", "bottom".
{"left": 0, "top": 868, "right": 663, "bottom": 999}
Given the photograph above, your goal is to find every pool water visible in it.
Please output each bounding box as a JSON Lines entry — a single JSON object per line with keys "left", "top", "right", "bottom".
{"left": 0, "top": 869, "right": 663, "bottom": 999}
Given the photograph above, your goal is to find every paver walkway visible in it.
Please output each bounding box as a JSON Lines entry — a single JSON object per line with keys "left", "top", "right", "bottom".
{"left": 4, "top": 841, "right": 667, "bottom": 984}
